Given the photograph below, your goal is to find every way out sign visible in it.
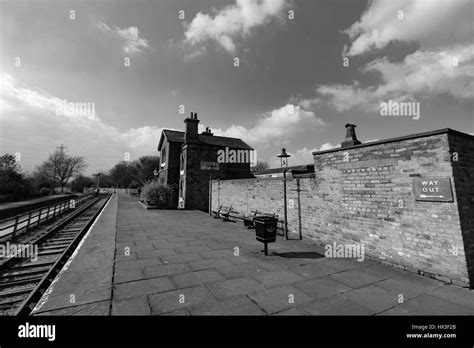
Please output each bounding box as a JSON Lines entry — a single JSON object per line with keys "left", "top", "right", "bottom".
{"left": 413, "top": 178, "right": 453, "bottom": 202}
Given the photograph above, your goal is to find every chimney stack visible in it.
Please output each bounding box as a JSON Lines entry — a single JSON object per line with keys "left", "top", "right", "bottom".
{"left": 184, "top": 112, "right": 200, "bottom": 143}
{"left": 341, "top": 123, "right": 362, "bottom": 148}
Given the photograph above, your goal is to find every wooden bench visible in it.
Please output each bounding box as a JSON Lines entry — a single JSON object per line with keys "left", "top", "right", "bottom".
{"left": 213, "top": 205, "right": 225, "bottom": 218}
{"left": 214, "top": 205, "right": 239, "bottom": 222}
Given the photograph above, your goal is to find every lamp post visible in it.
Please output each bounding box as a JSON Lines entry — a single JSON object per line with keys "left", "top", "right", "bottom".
{"left": 277, "top": 148, "right": 290, "bottom": 240}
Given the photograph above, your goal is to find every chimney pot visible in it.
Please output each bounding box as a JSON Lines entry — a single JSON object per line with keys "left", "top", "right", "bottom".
{"left": 341, "top": 123, "right": 362, "bottom": 148}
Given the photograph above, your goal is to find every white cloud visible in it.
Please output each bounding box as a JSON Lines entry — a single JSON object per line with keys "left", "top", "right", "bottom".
{"left": 1, "top": 74, "right": 63, "bottom": 113}
{"left": 184, "top": 0, "right": 288, "bottom": 54}
{"left": 204, "top": 103, "right": 325, "bottom": 146}
{"left": 302, "top": 0, "right": 474, "bottom": 112}
{"left": 318, "top": 142, "right": 339, "bottom": 151}
{"left": 97, "top": 21, "right": 149, "bottom": 55}
{"left": 267, "top": 142, "right": 341, "bottom": 168}
{"left": 183, "top": 46, "right": 207, "bottom": 61}
{"left": 313, "top": 44, "right": 474, "bottom": 112}
{"left": 0, "top": 74, "right": 160, "bottom": 174}
{"left": 344, "top": 0, "right": 472, "bottom": 56}
{"left": 290, "top": 147, "right": 317, "bottom": 165}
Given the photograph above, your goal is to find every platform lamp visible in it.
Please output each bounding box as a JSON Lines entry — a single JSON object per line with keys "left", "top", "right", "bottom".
{"left": 277, "top": 148, "right": 290, "bottom": 240}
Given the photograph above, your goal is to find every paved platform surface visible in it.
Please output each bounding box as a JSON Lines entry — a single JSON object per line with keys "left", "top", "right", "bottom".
{"left": 33, "top": 194, "right": 474, "bottom": 315}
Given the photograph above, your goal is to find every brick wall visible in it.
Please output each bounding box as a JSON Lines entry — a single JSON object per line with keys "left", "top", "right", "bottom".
{"left": 211, "top": 129, "right": 474, "bottom": 287}
{"left": 183, "top": 144, "right": 254, "bottom": 212}
{"left": 182, "top": 144, "right": 216, "bottom": 211}
{"left": 157, "top": 139, "right": 181, "bottom": 207}
{"left": 448, "top": 133, "right": 474, "bottom": 286}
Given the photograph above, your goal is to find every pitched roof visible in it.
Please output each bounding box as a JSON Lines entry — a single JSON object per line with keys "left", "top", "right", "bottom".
{"left": 199, "top": 134, "right": 253, "bottom": 150}
{"left": 158, "top": 129, "right": 252, "bottom": 151}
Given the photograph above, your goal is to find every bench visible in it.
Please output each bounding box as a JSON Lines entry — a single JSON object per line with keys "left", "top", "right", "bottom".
{"left": 214, "top": 205, "right": 239, "bottom": 222}
{"left": 243, "top": 210, "right": 279, "bottom": 229}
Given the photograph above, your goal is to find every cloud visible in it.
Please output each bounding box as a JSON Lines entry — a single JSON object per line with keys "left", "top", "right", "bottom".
{"left": 300, "top": 0, "right": 474, "bottom": 112}
{"left": 183, "top": 46, "right": 207, "bottom": 61}
{"left": 183, "top": 0, "right": 288, "bottom": 54}
{"left": 343, "top": 0, "right": 472, "bottom": 57}
{"left": 0, "top": 74, "right": 160, "bottom": 174}
{"left": 203, "top": 103, "right": 325, "bottom": 146}
{"left": 267, "top": 142, "right": 341, "bottom": 168}
{"left": 1, "top": 74, "right": 63, "bottom": 113}
{"left": 318, "top": 142, "right": 340, "bottom": 151}
{"left": 276, "top": 139, "right": 380, "bottom": 168}
{"left": 97, "top": 21, "right": 149, "bottom": 55}
{"left": 312, "top": 44, "right": 474, "bottom": 112}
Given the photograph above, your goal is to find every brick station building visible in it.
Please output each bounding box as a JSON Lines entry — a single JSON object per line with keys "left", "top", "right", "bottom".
{"left": 157, "top": 112, "right": 254, "bottom": 211}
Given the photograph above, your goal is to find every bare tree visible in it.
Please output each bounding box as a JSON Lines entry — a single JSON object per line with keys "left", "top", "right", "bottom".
{"left": 36, "top": 152, "right": 87, "bottom": 193}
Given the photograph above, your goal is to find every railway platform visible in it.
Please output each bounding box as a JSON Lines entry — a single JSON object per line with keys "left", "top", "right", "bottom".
{"left": 32, "top": 194, "right": 474, "bottom": 316}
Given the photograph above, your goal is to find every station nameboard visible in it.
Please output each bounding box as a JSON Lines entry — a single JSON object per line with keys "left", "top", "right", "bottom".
{"left": 200, "top": 161, "right": 219, "bottom": 171}
{"left": 412, "top": 178, "right": 453, "bottom": 202}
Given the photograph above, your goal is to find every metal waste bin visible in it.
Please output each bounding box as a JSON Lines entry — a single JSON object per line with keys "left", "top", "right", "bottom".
{"left": 254, "top": 216, "right": 278, "bottom": 255}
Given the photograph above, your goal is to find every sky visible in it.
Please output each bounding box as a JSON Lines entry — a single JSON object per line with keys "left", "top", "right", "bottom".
{"left": 1, "top": 0, "right": 473, "bottom": 175}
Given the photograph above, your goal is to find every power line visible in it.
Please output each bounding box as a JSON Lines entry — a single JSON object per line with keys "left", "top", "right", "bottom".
{"left": 0, "top": 136, "right": 58, "bottom": 152}
{"left": 0, "top": 135, "right": 57, "bottom": 149}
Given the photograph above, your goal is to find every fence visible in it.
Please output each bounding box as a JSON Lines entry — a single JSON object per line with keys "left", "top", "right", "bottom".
{"left": 0, "top": 193, "right": 95, "bottom": 242}
{"left": 83, "top": 187, "right": 138, "bottom": 195}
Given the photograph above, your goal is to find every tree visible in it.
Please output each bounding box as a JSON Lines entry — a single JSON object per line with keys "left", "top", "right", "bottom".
{"left": 0, "top": 153, "right": 20, "bottom": 172}
{"left": 109, "top": 161, "right": 134, "bottom": 188}
{"left": 36, "top": 152, "right": 87, "bottom": 193}
{"left": 0, "top": 153, "right": 35, "bottom": 200}
{"left": 134, "top": 156, "right": 161, "bottom": 185}
{"left": 97, "top": 172, "right": 115, "bottom": 188}
{"left": 251, "top": 161, "right": 270, "bottom": 172}
{"left": 71, "top": 175, "right": 95, "bottom": 193}
{"left": 108, "top": 156, "right": 160, "bottom": 188}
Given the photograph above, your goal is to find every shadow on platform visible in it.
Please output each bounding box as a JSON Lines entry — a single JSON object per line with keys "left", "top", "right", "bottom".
{"left": 273, "top": 251, "right": 324, "bottom": 259}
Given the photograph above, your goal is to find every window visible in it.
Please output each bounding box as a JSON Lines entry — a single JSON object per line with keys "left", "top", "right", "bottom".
{"left": 160, "top": 145, "right": 167, "bottom": 168}
{"left": 180, "top": 152, "right": 185, "bottom": 173}
{"left": 161, "top": 145, "right": 167, "bottom": 161}
{"left": 179, "top": 178, "right": 184, "bottom": 197}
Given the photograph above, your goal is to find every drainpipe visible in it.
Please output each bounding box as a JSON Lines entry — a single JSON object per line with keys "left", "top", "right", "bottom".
{"left": 297, "top": 178, "right": 302, "bottom": 240}
{"left": 209, "top": 174, "right": 212, "bottom": 216}
{"left": 217, "top": 178, "right": 220, "bottom": 208}
{"left": 283, "top": 169, "right": 288, "bottom": 240}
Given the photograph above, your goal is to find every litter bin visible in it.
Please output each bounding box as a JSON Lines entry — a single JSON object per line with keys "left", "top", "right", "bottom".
{"left": 254, "top": 216, "right": 278, "bottom": 255}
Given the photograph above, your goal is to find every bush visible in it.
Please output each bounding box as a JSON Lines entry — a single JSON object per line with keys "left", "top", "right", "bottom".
{"left": 40, "top": 187, "right": 51, "bottom": 196}
{"left": 140, "top": 181, "right": 172, "bottom": 208}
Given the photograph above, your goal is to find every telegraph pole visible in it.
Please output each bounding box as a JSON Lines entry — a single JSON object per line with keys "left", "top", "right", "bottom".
{"left": 53, "top": 144, "right": 67, "bottom": 194}
{"left": 55, "top": 144, "right": 68, "bottom": 155}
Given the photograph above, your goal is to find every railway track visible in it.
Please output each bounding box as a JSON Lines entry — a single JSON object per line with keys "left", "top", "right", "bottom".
{"left": 0, "top": 195, "right": 111, "bottom": 316}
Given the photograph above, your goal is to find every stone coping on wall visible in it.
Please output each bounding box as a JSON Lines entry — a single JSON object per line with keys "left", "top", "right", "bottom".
{"left": 312, "top": 128, "right": 473, "bottom": 156}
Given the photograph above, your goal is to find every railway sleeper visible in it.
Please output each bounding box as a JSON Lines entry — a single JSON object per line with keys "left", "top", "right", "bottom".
{"left": 0, "top": 285, "right": 36, "bottom": 298}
